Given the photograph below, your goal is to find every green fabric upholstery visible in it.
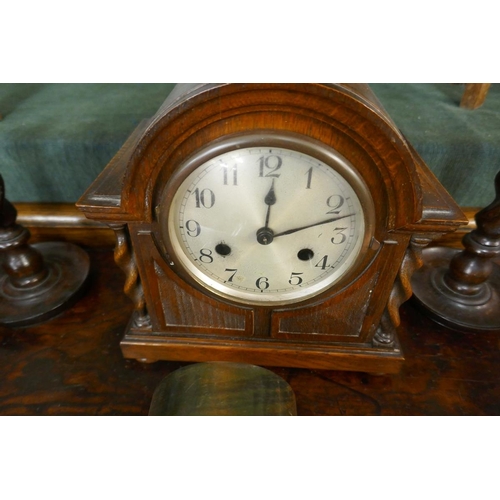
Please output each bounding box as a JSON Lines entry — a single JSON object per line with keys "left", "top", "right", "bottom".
{"left": 0, "top": 83, "right": 498, "bottom": 206}
{"left": 0, "top": 84, "right": 175, "bottom": 203}
{"left": 371, "top": 83, "right": 500, "bottom": 207}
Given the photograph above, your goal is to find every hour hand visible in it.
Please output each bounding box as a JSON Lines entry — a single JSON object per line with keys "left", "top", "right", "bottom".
{"left": 274, "top": 213, "right": 355, "bottom": 238}
{"left": 264, "top": 179, "right": 276, "bottom": 228}
{"left": 256, "top": 180, "right": 277, "bottom": 245}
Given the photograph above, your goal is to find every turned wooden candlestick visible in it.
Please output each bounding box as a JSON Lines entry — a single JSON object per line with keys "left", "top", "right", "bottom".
{"left": 412, "top": 171, "right": 500, "bottom": 332}
{"left": 0, "top": 175, "right": 90, "bottom": 327}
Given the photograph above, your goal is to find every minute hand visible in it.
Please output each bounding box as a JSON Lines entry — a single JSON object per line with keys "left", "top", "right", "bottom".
{"left": 274, "top": 213, "right": 355, "bottom": 238}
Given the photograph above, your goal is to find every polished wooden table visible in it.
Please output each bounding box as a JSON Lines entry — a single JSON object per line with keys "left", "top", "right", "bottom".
{"left": 1, "top": 210, "right": 499, "bottom": 415}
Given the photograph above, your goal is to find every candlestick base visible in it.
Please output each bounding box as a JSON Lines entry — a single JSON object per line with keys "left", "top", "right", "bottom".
{"left": 412, "top": 246, "right": 500, "bottom": 333}
{"left": 0, "top": 241, "right": 90, "bottom": 327}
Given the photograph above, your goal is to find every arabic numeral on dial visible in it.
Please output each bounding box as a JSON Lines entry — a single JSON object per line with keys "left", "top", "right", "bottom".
{"left": 305, "top": 167, "right": 313, "bottom": 189}
{"left": 256, "top": 276, "right": 270, "bottom": 290}
{"left": 326, "top": 194, "right": 345, "bottom": 214}
{"left": 331, "top": 227, "right": 347, "bottom": 245}
{"left": 222, "top": 165, "right": 238, "bottom": 186}
{"left": 193, "top": 188, "right": 215, "bottom": 208}
{"left": 258, "top": 155, "right": 282, "bottom": 178}
{"left": 315, "top": 255, "right": 330, "bottom": 270}
{"left": 224, "top": 268, "right": 238, "bottom": 282}
{"left": 289, "top": 272, "right": 304, "bottom": 286}
{"left": 185, "top": 220, "right": 201, "bottom": 237}
{"left": 199, "top": 249, "right": 213, "bottom": 263}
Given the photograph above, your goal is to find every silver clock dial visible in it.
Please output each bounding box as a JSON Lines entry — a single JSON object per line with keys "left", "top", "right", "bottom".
{"left": 165, "top": 145, "right": 367, "bottom": 305}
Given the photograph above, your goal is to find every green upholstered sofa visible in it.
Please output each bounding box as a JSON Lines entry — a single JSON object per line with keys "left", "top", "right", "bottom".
{"left": 1, "top": 83, "right": 499, "bottom": 207}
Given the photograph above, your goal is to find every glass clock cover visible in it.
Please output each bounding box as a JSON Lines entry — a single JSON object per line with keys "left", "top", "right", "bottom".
{"left": 162, "top": 142, "right": 371, "bottom": 306}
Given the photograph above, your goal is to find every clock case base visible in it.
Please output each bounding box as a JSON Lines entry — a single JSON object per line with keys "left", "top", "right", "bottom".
{"left": 120, "top": 319, "right": 405, "bottom": 374}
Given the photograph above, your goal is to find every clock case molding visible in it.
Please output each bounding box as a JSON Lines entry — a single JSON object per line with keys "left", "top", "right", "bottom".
{"left": 77, "top": 83, "right": 465, "bottom": 373}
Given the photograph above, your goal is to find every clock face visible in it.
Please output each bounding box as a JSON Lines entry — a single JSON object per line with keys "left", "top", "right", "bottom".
{"left": 160, "top": 137, "right": 372, "bottom": 306}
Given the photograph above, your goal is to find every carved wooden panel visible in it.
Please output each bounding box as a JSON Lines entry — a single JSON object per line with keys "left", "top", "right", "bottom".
{"left": 154, "top": 261, "right": 248, "bottom": 333}
{"left": 273, "top": 272, "right": 379, "bottom": 342}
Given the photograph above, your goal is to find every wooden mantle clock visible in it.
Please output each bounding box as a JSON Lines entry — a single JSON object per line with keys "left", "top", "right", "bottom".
{"left": 77, "top": 84, "right": 465, "bottom": 373}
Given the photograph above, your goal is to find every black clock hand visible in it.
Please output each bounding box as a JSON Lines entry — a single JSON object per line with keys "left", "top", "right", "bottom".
{"left": 256, "top": 180, "right": 277, "bottom": 245}
{"left": 264, "top": 179, "right": 276, "bottom": 229}
{"left": 274, "top": 213, "right": 355, "bottom": 238}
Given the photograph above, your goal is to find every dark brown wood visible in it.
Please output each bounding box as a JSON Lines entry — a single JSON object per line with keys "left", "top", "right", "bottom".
{"left": 0, "top": 241, "right": 498, "bottom": 415}
{"left": 460, "top": 83, "right": 491, "bottom": 110}
{"left": 77, "top": 84, "right": 466, "bottom": 373}
{"left": 149, "top": 362, "right": 297, "bottom": 416}
{"left": 432, "top": 207, "right": 478, "bottom": 248}
{"left": 412, "top": 171, "right": 500, "bottom": 332}
{"left": 15, "top": 202, "right": 114, "bottom": 247}
{"left": 0, "top": 176, "right": 90, "bottom": 327}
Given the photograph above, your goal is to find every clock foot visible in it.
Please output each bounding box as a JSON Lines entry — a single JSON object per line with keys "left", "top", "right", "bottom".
{"left": 137, "top": 357, "right": 159, "bottom": 364}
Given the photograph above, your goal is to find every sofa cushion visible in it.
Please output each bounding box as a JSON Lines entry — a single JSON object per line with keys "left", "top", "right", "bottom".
{"left": 0, "top": 83, "right": 498, "bottom": 207}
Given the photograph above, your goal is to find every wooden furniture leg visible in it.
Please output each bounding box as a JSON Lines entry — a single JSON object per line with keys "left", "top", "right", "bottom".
{"left": 460, "top": 83, "right": 491, "bottom": 110}
{"left": 411, "top": 171, "right": 500, "bottom": 332}
{"left": 0, "top": 174, "right": 90, "bottom": 327}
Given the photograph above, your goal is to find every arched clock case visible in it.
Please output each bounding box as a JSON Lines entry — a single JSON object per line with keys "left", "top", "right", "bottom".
{"left": 78, "top": 84, "right": 465, "bottom": 373}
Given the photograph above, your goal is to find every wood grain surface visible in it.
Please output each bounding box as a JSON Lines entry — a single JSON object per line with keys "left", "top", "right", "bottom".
{"left": 75, "top": 83, "right": 467, "bottom": 373}
{"left": 1, "top": 243, "right": 498, "bottom": 416}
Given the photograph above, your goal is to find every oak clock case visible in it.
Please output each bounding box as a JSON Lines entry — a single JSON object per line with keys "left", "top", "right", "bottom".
{"left": 156, "top": 133, "right": 375, "bottom": 308}
{"left": 77, "top": 83, "right": 465, "bottom": 374}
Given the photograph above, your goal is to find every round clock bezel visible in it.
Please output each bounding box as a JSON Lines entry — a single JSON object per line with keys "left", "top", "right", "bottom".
{"left": 155, "top": 131, "right": 377, "bottom": 308}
